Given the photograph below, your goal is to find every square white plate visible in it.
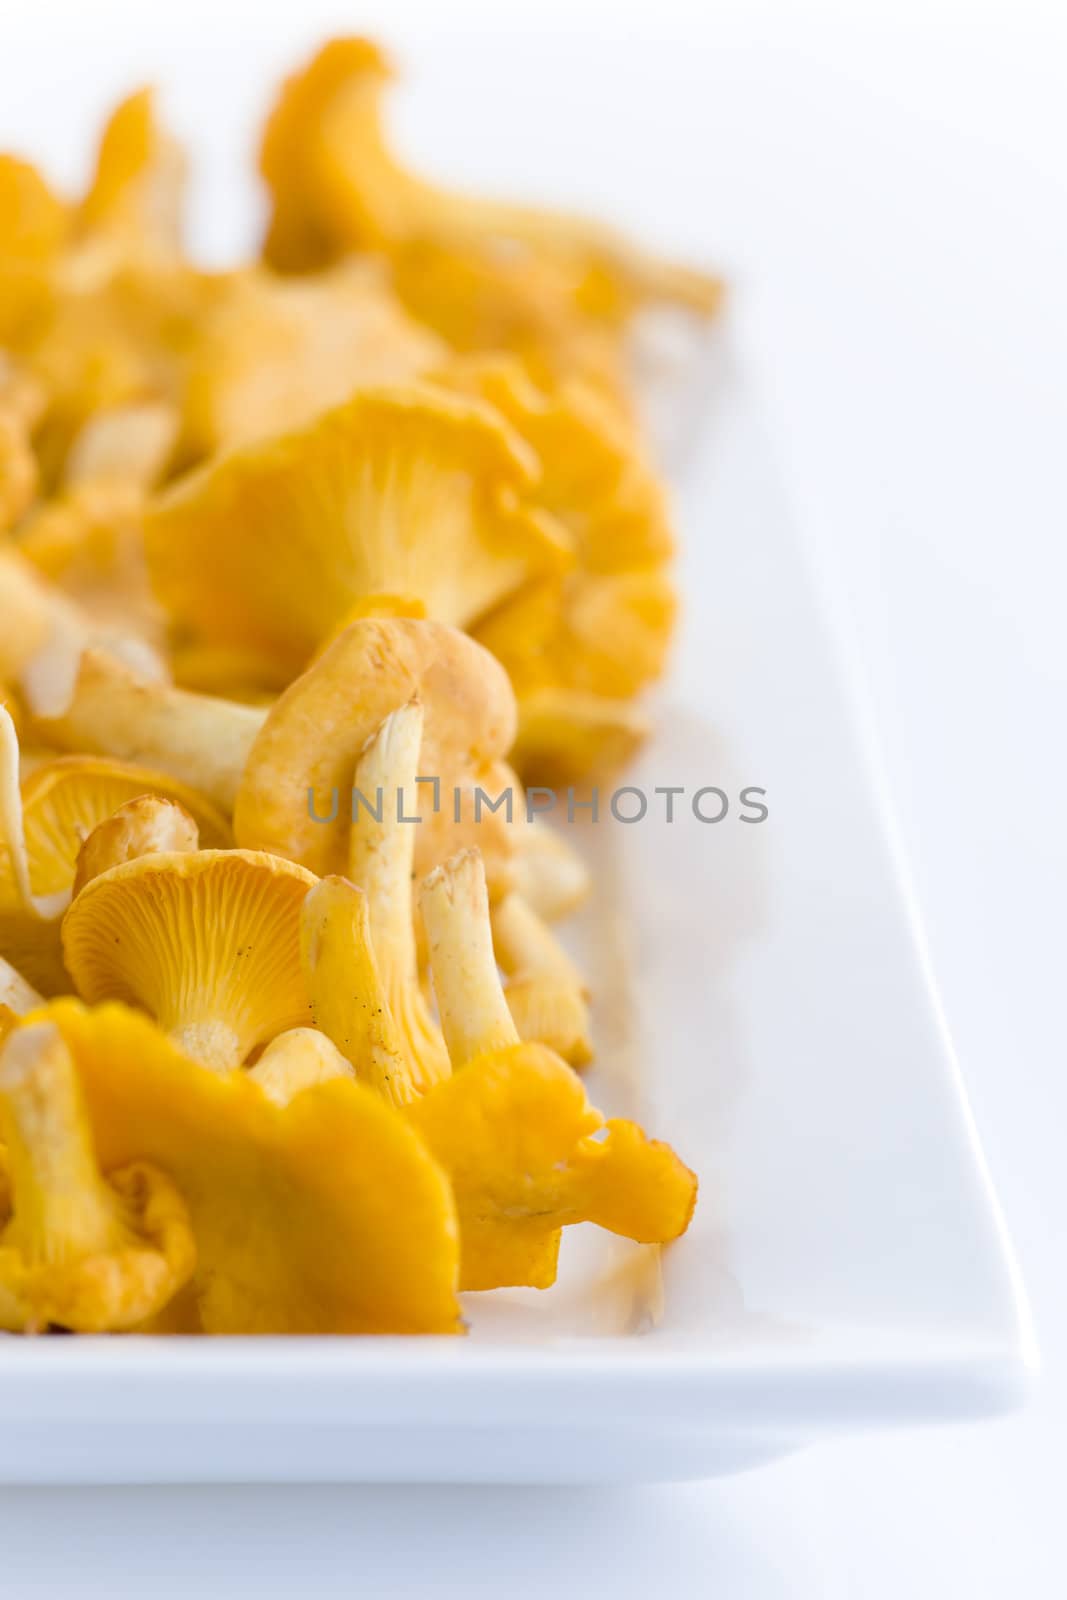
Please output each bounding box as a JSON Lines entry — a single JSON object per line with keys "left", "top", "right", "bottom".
{"left": 0, "top": 359, "right": 1034, "bottom": 1485}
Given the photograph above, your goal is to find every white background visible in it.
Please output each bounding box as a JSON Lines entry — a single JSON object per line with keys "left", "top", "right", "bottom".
{"left": 1, "top": 0, "right": 1065, "bottom": 1592}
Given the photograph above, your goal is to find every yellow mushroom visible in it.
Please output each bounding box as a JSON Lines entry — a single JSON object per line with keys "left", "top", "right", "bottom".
{"left": 0, "top": 707, "right": 231, "bottom": 994}
{"left": 30, "top": 998, "right": 461, "bottom": 1334}
{"left": 75, "top": 88, "right": 187, "bottom": 269}
{"left": 232, "top": 616, "right": 522, "bottom": 885}
{"left": 0, "top": 361, "right": 43, "bottom": 532}
{"left": 30, "top": 616, "right": 522, "bottom": 888}
{"left": 181, "top": 260, "right": 444, "bottom": 459}
{"left": 259, "top": 38, "right": 721, "bottom": 320}
{"left": 411, "top": 850, "right": 697, "bottom": 1290}
{"left": 144, "top": 383, "right": 571, "bottom": 682}
{"left": 0, "top": 1019, "right": 195, "bottom": 1332}
{"left": 70, "top": 792, "right": 199, "bottom": 896}
{"left": 62, "top": 847, "right": 317, "bottom": 1070}
{"left": 491, "top": 891, "right": 592, "bottom": 1068}
{"left": 441, "top": 358, "right": 676, "bottom": 778}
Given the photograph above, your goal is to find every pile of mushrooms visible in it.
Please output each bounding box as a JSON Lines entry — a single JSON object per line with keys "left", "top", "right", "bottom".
{"left": 0, "top": 38, "right": 711, "bottom": 1334}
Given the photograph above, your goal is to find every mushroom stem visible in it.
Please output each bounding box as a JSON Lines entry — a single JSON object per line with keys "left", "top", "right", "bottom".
{"left": 347, "top": 701, "right": 451, "bottom": 1092}
{"left": 491, "top": 894, "right": 586, "bottom": 989}
{"left": 72, "top": 795, "right": 200, "bottom": 896}
{"left": 419, "top": 850, "right": 519, "bottom": 1069}
{"left": 0, "top": 1022, "right": 121, "bottom": 1265}
{"left": 348, "top": 700, "right": 424, "bottom": 988}
{"left": 31, "top": 651, "right": 266, "bottom": 811}
{"left": 301, "top": 876, "right": 417, "bottom": 1107}
{"left": 247, "top": 1028, "right": 354, "bottom": 1106}
{"left": 167, "top": 1019, "right": 244, "bottom": 1074}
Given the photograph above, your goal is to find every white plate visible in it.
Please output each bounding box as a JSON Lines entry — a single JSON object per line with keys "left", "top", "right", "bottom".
{"left": 0, "top": 363, "right": 1034, "bottom": 1485}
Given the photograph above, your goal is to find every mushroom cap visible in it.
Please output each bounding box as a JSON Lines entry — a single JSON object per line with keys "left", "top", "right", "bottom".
{"left": 61, "top": 849, "right": 317, "bottom": 1068}
{"left": 144, "top": 383, "right": 570, "bottom": 678}
{"left": 234, "top": 616, "right": 517, "bottom": 877}
{"left": 259, "top": 37, "right": 722, "bottom": 319}
{"left": 19, "top": 755, "right": 232, "bottom": 895}
{"left": 0, "top": 1019, "right": 195, "bottom": 1333}
{"left": 77, "top": 87, "right": 186, "bottom": 265}
{"left": 181, "top": 261, "right": 444, "bottom": 458}
{"left": 0, "top": 1148, "right": 195, "bottom": 1333}
{"left": 39, "top": 998, "right": 462, "bottom": 1333}
{"left": 436, "top": 357, "right": 675, "bottom": 573}
{"left": 407, "top": 1040, "right": 697, "bottom": 1291}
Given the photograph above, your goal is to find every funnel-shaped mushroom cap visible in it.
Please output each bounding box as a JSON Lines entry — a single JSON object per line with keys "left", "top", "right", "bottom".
{"left": 36, "top": 999, "right": 461, "bottom": 1333}
{"left": 182, "top": 261, "right": 444, "bottom": 458}
{"left": 0, "top": 1020, "right": 194, "bottom": 1332}
{"left": 0, "top": 720, "right": 232, "bottom": 994}
{"left": 77, "top": 88, "right": 186, "bottom": 265}
{"left": 414, "top": 850, "right": 697, "bottom": 1290}
{"left": 437, "top": 357, "right": 674, "bottom": 572}
{"left": 234, "top": 615, "right": 517, "bottom": 877}
{"left": 145, "top": 384, "right": 570, "bottom": 678}
{"left": 259, "top": 38, "right": 721, "bottom": 320}
{"left": 61, "top": 849, "right": 317, "bottom": 1070}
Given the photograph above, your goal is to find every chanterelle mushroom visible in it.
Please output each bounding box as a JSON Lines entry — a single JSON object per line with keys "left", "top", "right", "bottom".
{"left": 320, "top": 846, "right": 695, "bottom": 1290}
{"left": 30, "top": 999, "right": 462, "bottom": 1333}
{"left": 0, "top": 1019, "right": 195, "bottom": 1332}
{"left": 32, "top": 616, "right": 523, "bottom": 890}
{"left": 0, "top": 705, "right": 231, "bottom": 994}
{"left": 62, "top": 846, "right": 317, "bottom": 1071}
{"left": 143, "top": 383, "right": 571, "bottom": 683}
{"left": 180, "top": 260, "right": 445, "bottom": 459}
{"left": 259, "top": 38, "right": 721, "bottom": 321}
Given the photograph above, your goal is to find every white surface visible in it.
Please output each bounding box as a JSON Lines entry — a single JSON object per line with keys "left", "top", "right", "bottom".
{"left": 0, "top": 390, "right": 1031, "bottom": 1484}
{"left": 0, "top": 0, "right": 1064, "bottom": 1589}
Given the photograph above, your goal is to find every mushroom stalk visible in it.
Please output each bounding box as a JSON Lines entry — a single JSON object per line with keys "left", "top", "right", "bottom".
{"left": 301, "top": 875, "right": 417, "bottom": 1107}
{"left": 247, "top": 1028, "right": 354, "bottom": 1106}
{"left": 419, "top": 850, "right": 519, "bottom": 1069}
{"left": 347, "top": 701, "right": 449, "bottom": 1091}
{"left": 0, "top": 1023, "right": 121, "bottom": 1266}
{"left": 33, "top": 650, "right": 266, "bottom": 810}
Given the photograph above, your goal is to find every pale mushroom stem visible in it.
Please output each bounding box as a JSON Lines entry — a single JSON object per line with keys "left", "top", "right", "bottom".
{"left": 347, "top": 699, "right": 423, "bottom": 989}
{"left": 167, "top": 1020, "right": 244, "bottom": 1074}
{"left": 72, "top": 795, "right": 200, "bottom": 896}
{"left": 301, "top": 876, "right": 418, "bottom": 1107}
{"left": 0, "top": 1023, "right": 120, "bottom": 1264}
{"left": 419, "top": 850, "right": 519, "bottom": 1069}
{"left": 31, "top": 651, "right": 266, "bottom": 811}
{"left": 247, "top": 1028, "right": 354, "bottom": 1106}
{"left": 490, "top": 894, "right": 587, "bottom": 989}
